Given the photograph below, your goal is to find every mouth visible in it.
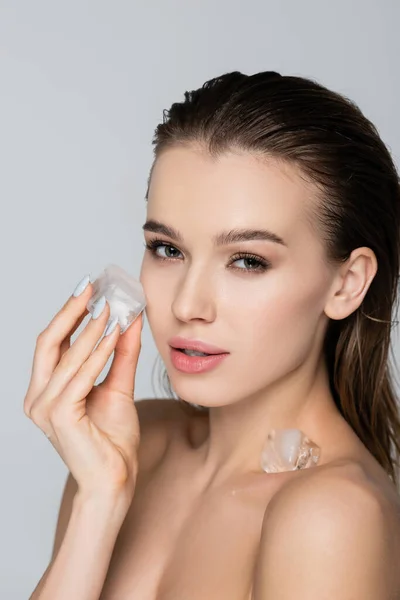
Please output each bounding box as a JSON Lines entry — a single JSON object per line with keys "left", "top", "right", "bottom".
{"left": 170, "top": 346, "right": 229, "bottom": 357}
{"left": 168, "top": 336, "right": 229, "bottom": 356}
{"left": 169, "top": 346, "right": 230, "bottom": 373}
{"left": 174, "top": 348, "right": 216, "bottom": 357}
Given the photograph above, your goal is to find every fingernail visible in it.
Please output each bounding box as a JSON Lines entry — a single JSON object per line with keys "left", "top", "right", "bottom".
{"left": 72, "top": 274, "right": 91, "bottom": 297}
{"left": 92, "top": 295, "right": 107, "bottom": 319}
{"left": 104, "top": 316, "right": 119, "bottom": 336}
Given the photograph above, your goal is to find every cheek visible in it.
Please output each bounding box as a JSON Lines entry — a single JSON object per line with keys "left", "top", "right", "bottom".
{"left": 140, "top": 257, "right": 172, "bottom": 303}
{"left": 139, "top": 259, "right": 179, "bottom": 354}
{"left": 231, "top": 270, "right": 328, "bottom": 365}
{"left": 139, "top": 259, "right": 166, "bottom": 325}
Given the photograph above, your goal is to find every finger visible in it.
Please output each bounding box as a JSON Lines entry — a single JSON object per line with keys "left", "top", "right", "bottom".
{"left": 102, "top": 312, "right": 143, "bottom": 397}
{"left": 54, "top": 320, "right": 122, "bottom": 419}
{"left": 25, "top": 309, "right": 88, "bottom": 417}
{"left": 29, "top": 316, "right": 120, "bottom": 428}
{"left": 35, "top": 300, "right": 111, "bottom": 408}
{"left": 59, "top": 310, "right": 88, "bottom": 357}
{"left": 25, "top": 284, "right": 96, "bottom": 417}
{"left": 30, "top": 284, "right": 94, "bottom": 390}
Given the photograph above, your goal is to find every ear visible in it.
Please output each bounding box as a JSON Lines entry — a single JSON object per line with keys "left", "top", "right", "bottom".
{"left": 324, "top": 247, "right": 378, "bottom": 321}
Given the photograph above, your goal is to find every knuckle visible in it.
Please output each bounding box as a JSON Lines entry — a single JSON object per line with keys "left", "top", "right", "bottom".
{"left": 36, "top": 330, "right": 48, "bottom": 346}
{"left": 57, "top": 352, "right": 77, "bottom": 377}
{"left": 29, "top": 403, "right": 49, "bottom": 428}
{"left": 58, "top": 303, "right": 70, "bottom": 318}
{"left": 49, "top": 404, "right": 70, "bottom": 429}
{"left": 78, "top": 364, "right": 98, "bottom": 388}
{"left": 29, "top": 403, "right": 41, "bottom": 423}
{"left": 23, "top": 400, "right": 32, "bottom": 418}
{"left": 23, "top": 392, "right": 33, "bottom": 417}
{"left": 114, "top": 346, "right": 130, "bottom": 358}
{"left": 36, "top": 324, "right": 56, "bottom": 347}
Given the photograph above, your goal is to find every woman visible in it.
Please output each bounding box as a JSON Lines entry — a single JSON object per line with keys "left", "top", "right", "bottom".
{"left": 26, "top": 71, "right": 400, "bottom": 599}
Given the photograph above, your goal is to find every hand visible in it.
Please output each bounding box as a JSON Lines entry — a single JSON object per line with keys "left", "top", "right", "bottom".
{"left": 24, "top": 278, "right": 143, "bottom": 503}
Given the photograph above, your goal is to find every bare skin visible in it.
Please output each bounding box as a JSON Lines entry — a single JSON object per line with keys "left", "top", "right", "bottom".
{"left": 97, "top": 398, "right": 400, "bottom": 599}
{"left": 35, "top": 144, "right": 400, "bottom": 598}
{"left": 139, "top": 144, "right": 382, "bottom": 490}
{"left": 106, "top": 145, "right": 398, "bottom": 598}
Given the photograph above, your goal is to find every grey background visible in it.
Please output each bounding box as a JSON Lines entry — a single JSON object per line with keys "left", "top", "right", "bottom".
{"left": 1, "top": 1, "right": 399, "bottom": 597}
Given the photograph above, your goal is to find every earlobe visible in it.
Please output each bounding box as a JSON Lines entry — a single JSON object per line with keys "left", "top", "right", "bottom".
{"left": 324, "top": 247, "right": 378, "bottom": 321}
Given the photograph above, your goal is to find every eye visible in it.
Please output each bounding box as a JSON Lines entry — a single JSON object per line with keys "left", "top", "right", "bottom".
{"left": 144, "top": 240, "right": 182, "bottom": 260}
{"left": 229, "top": 253, "right": 270, "bottom": 273}
{"left": 143, "top": 239, "right": 271, "bottom": 274}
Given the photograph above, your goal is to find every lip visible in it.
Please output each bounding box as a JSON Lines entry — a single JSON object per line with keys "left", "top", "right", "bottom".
{"left": 168, "top": 336, "right": 229, "bottom": 355}
{"left": 169, "top": 347, "right": 229, "bottom": 374}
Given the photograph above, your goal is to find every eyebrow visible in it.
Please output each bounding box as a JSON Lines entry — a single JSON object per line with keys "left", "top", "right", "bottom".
{"left": 142, "top": 219, "right": 287, "bottom": 247}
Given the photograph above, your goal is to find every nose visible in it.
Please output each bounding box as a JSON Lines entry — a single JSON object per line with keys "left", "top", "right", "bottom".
{"left": 171, "top": 269, "right": 216, "bottom": 323}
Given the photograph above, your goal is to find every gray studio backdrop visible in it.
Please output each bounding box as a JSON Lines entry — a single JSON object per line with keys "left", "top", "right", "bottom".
{"left": 1, "top": 1, "right": 399, "bottom": 597}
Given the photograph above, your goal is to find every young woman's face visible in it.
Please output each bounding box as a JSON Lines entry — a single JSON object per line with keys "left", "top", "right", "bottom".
{"left": 140, "top": 146, "right": 335, "bottom": 407}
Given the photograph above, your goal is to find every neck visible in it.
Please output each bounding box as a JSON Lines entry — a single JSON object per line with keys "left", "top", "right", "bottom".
{"left": 191, "top": 355, "right": 347, "bottom": 488}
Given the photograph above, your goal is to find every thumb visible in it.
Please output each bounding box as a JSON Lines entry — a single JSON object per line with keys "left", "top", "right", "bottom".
{"left": 102, "top": 312, "right": 143, "bottom": 397}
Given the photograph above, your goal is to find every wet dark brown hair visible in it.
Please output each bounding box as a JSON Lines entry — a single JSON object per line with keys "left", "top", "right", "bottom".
{"left": 145, "top": 70, "right": 400, "bottom": 489}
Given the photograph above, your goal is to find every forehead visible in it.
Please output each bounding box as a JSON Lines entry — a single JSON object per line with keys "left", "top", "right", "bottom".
{"left": 147, "top": 146, "right": 317, "bottom": 244}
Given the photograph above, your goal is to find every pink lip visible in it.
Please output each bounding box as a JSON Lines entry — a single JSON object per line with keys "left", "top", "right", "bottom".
{"left": 168, "top": 336, "right": 229, "bottom": 355}
{"left": 169, "top": 347, "right": 229, "bottom": 374}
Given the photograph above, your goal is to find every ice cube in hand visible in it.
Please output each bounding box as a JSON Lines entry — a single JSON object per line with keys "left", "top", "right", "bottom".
{"left": 86, "top": 264, "right": 146, "bottom": 334}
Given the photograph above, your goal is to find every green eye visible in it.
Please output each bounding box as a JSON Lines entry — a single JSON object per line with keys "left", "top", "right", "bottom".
{"left": 144, "top": 240, "right": 271, "bottom": 274}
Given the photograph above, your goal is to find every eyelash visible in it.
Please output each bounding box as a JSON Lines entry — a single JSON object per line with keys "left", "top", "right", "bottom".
{"left": 144, "top": 238, "right": 271, "bottom": 274}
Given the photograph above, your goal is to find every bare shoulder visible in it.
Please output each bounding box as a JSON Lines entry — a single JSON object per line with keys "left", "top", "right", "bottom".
{"left": 253, "top": 463, "right": 400, "bottom": 598}
{"left": 263, "top": 460, "right": 400, "bottom": 537}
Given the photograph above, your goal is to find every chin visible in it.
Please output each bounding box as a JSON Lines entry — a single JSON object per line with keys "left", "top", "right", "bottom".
{"left": 167, "top": 378, "right": 235, "bottom": 410}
